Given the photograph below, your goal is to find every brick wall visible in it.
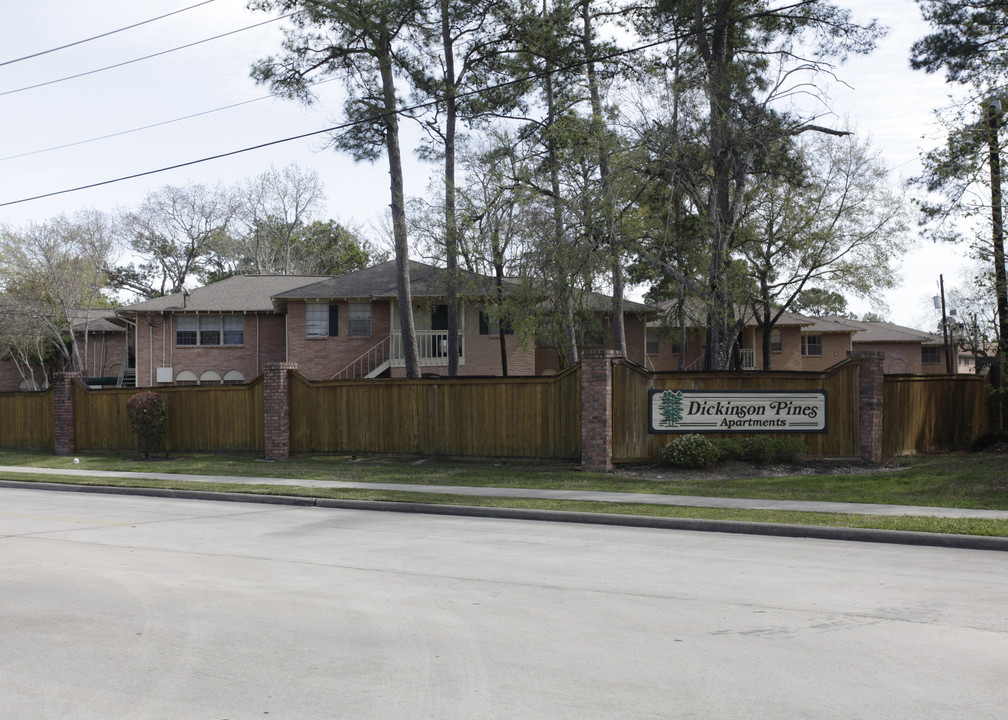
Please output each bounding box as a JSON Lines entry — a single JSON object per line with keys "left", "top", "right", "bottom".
{"left": 136, "top": 312, "right": 286, "bottom": 386}
{"left": 53, "top": 372, "right": 81, "bottom": 455}
{"left": 287, "top": 299, "right": 394, "bottom": 380}
{"left": 264, "top": 361, "right": 297, "bottom": 461}
{"left": 581, "top": 349, "right": 621, "bottom": 471}
{"left": 849, "top": 350, "right": 884, "bottom": 462}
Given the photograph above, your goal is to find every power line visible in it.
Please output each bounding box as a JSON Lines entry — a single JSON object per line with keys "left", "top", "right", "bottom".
{"left": 0, "top": 0, "right": 218, "bottom": 68}
{"left": 0, "top": 30, "right": 709, "bottom": 209}
{"left": 0, "top": 77, "right": 338, "bottom": 163}
{"left": 0, "top": 12, "right": 296, "bottom": 98}
{"left": 1, "top": 7, "right": 848, "bottom": 209}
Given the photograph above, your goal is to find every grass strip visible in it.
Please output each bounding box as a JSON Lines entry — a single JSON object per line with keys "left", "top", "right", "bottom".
{"left": 4, "top": 471, "right": 1007, "bottom": 538}
{"left": 2, "top": 448, "right": 1008, "bottom": 510}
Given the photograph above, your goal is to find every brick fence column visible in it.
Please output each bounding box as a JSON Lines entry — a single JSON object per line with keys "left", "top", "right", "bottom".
{"left": 53, "top": 371, "right": 82, "bottom": 456}
{"left": 264, "top": 362, "right": 297, "bottom": 461}
{"left": 848, "top": 350, "right": 884, "bottom": 463}
{"left": 581, "top": 349, "right": 622, "bottom": 472}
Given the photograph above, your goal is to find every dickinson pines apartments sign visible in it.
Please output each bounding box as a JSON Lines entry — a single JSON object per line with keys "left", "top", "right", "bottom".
{"left": 649, "top": 390, "right": 827, "bottom": 433}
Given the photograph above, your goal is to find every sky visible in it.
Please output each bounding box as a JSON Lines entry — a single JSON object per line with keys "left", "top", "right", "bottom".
{"left": 0, "top": 0, "right": 977, "bottom": 330}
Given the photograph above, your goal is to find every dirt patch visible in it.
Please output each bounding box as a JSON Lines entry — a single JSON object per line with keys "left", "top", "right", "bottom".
{"left": 614, "top": 457, "right": 907, "bottom": 482}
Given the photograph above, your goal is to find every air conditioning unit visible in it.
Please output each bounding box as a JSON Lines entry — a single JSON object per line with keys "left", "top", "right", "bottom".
{"left": 156, "top": 367, "right": 173, "bottom": 383}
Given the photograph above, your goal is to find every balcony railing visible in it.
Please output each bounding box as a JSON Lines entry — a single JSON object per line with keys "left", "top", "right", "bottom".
{"left": 740, "top": 348, "right": 756, "bottom": 370}
{"left": 390, "top": 330, "right": 465, "bottom": 367}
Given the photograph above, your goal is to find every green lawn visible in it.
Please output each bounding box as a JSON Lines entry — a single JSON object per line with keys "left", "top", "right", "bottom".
{"left": 1, "top": 447, "right": 1006, "bottom": 507}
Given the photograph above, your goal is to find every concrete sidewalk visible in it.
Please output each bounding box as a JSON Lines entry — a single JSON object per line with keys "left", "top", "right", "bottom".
{"left": 3, "top": 464, "right": 1007, "bottom": 520}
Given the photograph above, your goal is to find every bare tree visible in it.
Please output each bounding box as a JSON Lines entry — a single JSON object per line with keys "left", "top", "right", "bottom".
{"left": 114, "top": 183, "right": 239, "bottom": 298}
{"left": 237, "top": 164, "right": 326, "bottom": 274}
{"left": 0, "top": 211, "right": 118, "bottom": 376}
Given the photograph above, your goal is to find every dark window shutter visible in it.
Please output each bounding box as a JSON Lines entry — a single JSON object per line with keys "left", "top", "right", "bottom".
{"left": 479, "top": 311, "right": 490, "bottom": 335}
{"left": 328, "top": 304, "right": 339, "bottom": 336}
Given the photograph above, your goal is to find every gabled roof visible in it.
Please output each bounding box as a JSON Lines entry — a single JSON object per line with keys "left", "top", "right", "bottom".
{"left": 71, "top": 308, "right": 124, "bottom": 334}
{"left": 271, "top": 260, "right": 500, "bottom": 303}
{"left": 119, "top": 275, "right": 330, "bottom": 314}
{"left": 822, "top": 316, "right": 944, "bottom": 345}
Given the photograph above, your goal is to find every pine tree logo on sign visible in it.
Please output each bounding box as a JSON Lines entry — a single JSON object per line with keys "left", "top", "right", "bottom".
{"left": 657, "top": 390, "right": 684, "bottom": 429}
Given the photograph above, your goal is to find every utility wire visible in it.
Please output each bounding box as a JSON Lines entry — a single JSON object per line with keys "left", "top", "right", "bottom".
{"left": 0, "top": 0, "right": 218, "bottom": 68}
{"left": 0, "top": 30, "right": 717, "bottom": 208}
{"left": 0, "top": 12, "right": 296, "bottom": 98}
{"left": 0, "top": 7, "right": 843, "bottom": 209}
{"left": 0, "top": 77, "right": 338, "bottom": 162}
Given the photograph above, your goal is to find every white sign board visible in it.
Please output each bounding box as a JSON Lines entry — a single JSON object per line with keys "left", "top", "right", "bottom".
{"left": 649, "top": 390, "right": 827, "bottom": 433}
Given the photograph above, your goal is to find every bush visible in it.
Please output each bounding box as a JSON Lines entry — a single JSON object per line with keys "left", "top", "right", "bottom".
{"left": 740, "top": 435, "right": 807, "bottom": 464}
{"left": 126, "top": 391, "right": 167, "bottom": 458}
{"left": 661, "top": 434, "right": 721, "bottom": 468}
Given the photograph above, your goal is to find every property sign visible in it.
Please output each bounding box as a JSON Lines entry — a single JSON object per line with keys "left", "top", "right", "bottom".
{"left": 648, "top": 390, "right": 828, "bottom": 434}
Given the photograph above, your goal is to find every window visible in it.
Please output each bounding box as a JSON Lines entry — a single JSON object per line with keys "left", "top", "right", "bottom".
{"left": 222, "top": 316, "right": 244, "bottom": 345}
{"left": 479, "top": 310, "right": 514, "bottom": 336}
{"left": 922, "top": 346, "right": 941, "bottom": 364}
{"left": 770, "top": 330, "right": 782, "bottom": 353}
{"left": 176, "top": 315, "right": 243, "bottom": 346}
{"left": 348, "top": 302, "right": 371, "bottom": 337}
{"left": 305, "top": 303, "right": 329, "bottom": 337}
{"left": 199, "top": 370, "right": 222, "bottom": 386}
{"left": 801, "top": 334, "right": 822, "bottom": 357}
{"left": 646, "top": 330, "right": 659, "bottom": 355}
{"left": 667, "top": 330, "right": 687, "bottom": 355}
{"left": 175, "top": 370, "right": 198, "bottom": 386}
{"left": 223, "top": 370, "right": 245, "bottom": 385}
{"left": 199, "top": 315, "right": 221, "bottom": 346}
{"left": 176, "top": 316, "right": 197, "bottom": 346}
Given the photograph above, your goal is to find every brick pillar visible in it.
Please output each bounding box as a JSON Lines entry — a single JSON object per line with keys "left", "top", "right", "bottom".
{"left": 848, "top": 350, "right": 884, "bottom": 463}
{"left": 581, "top": 349, "right": 622, "bottom": 472}
{"left": 53, "top": 372, "right": 82, "bottom": 456}
{"left": 264, "top": 362, "right": 297, "bottom": 461}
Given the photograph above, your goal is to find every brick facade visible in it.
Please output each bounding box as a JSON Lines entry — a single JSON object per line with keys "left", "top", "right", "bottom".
{"left": 136, "top": 312, "right": 287, "bottom": 387}
{"left": 53, "top": 372, "right": 81, "bottom": 455}
{"left": 581, "top": 349, "right": 622, "bottom": 472}
{"left": 264, "top": 362, "right": 297, "bottom": 461}
{"left": 849, "top": 350, "right": 885, "bottom": 462}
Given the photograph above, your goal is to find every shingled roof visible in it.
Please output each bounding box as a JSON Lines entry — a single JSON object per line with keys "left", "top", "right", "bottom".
{"left": 119, "top": 275, "right": 330, "bottom": 314}
{"left": 271, "top": 260, "right": 501, "bottom": 304}
{"left": 822, "top": 316, "right": 944, "bottom": 344}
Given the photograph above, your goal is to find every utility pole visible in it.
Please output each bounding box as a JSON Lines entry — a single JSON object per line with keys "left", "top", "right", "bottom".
{"left": 939, "top": 274, "right": 952, "bottom": 373}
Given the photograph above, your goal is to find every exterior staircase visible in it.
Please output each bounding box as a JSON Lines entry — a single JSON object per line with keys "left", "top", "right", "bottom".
{"left": 332, "top": 337, "right": 391, "bottom": 380}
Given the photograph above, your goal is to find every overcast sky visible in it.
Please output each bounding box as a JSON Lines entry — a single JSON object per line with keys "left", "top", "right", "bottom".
{"left": 0, "top": 0, "right": 975, "bottom": 330}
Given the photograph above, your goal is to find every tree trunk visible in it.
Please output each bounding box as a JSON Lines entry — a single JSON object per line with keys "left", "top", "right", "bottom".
{"left": 580, "top": 0, "right": 625, "bottom": 355}
{"left": 441, "top": 0, "right": 460, "bottom": 377}
{"left": 378, "top": 29, "right": 420, "bottom": 378}
{"left": 987, "top": 100, "right": 1008, "bottom": 427}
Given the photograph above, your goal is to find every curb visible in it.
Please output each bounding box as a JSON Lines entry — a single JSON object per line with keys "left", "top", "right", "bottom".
{"left": 3, "top": 479, "right": 1007, "bottom": 552}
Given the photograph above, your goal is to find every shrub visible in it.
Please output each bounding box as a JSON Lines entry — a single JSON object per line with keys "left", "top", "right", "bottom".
{"left": 126, "top": 391, "right": 167, "bottom": 458}
{"left": 661, "top": 434, "right": 721, "bottom": 468}
{"left": 740, "top": 435, "right": 807, "bottom": 464}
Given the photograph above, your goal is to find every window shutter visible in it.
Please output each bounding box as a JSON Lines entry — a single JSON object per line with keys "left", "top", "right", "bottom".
{"left": 328, "top": 304, "right": 339, "bottom": 337}
{"left": 479, "top": 311, "right": 490, "bottom": 335}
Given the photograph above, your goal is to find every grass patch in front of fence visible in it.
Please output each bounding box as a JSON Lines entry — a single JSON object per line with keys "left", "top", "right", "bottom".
{"left": 2, "top": 471, "right": 1006, "bottom": 538}
{"left": 0, "top": 448, "right": 1006, "bottom": 511}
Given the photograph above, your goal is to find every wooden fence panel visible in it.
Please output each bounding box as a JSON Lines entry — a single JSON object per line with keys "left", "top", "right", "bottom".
{"left": 613, "top": 360, "right": 860, "bottom": 463}
{"left": 883, "top": 375, "right": 991, "bottom": 456}
{"left": 73, "top": 379, "right": 265, "bottom": 453}
{"left": 0, "top": 389, "right": 54, "bottom": 450}
{"left": 290, "top": 367, "right": 580, "bottom": 460}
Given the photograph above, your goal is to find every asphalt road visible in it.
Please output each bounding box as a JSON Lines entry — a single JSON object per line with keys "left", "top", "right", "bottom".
{"left": 2, "top": 488, "right": 1007, "bottom": 719}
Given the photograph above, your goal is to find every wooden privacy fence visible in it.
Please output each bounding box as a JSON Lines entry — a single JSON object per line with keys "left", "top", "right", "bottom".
{"left": 288, "top": 366, "right": 581, "bottom": 460}
{"left": 612, "top": 359, "right": 861, "bottom": 463}
{"left": 0, "top": 388, "right": 54, "bottom": 449}
{"left": 72, "top": 377, "right": 265, "bottom": 453}
{"left": 883, "top": 375, "right": 991, "bottom": 456}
